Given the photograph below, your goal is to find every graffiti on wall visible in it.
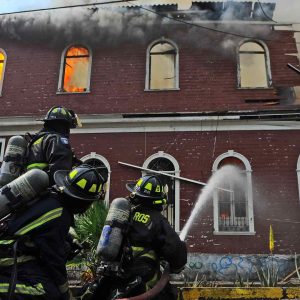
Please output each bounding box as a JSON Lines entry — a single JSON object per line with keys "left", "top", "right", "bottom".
{"left": 185, "top": 253, "right": 294, "bottom": 281}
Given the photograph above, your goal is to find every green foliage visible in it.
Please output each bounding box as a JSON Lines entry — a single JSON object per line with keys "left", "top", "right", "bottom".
{"left": 72, "top": 201, "right": 108, "bottom": 250}
{"left": 68, "top": 201, "right": 108, "bottom": 280}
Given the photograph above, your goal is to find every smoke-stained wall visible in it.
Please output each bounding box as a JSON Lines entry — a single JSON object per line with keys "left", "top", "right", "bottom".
{"left": 0, "top": 23, "right": 299, "bottom": 117}
{"left": 1, "top": 4, "right": 300, "bottom": 269}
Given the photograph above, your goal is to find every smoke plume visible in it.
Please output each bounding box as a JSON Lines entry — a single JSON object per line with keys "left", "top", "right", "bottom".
{"left": 0, "top": 2, "right": 276, "bottom": 52}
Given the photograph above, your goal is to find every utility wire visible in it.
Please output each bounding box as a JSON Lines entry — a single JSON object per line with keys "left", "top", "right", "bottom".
{"left": 257, "top": 0, "right": 277, "bottom": 23}
{"left": 135, "top": 4, "right": 274, "bottom": 41}
{"left": 0, "top": 0, "right": 136, "bottom": 16}
{"left": 0, "top": 0, "right": 275, "bottom": 41}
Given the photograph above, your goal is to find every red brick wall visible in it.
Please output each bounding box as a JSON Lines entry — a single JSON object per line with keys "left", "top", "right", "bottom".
{"left": 70, "top": 130, "right": 300, "bottom": 254}
{"left": 0, "top": 28, "right": 300, "bottom": 117}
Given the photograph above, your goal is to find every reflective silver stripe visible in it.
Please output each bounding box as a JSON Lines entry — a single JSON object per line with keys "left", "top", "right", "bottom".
{"left": 58, "top": 281, "right": 69, "bottom": 293}
{"left": 0, "top": 255, "right": 36, "bottom": 266}
{"left": 0, "top": 283, "right": 45, "bottom": 295}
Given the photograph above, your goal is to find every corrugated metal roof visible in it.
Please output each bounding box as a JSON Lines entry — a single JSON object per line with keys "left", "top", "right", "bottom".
{"left": 115, "top": 0, "right": 276, "bottom": 8}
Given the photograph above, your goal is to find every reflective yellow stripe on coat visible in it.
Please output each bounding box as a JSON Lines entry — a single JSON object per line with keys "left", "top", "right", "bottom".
{"left": 15, "top": 207, "right": 63, "bottom": 236}
{"left": 0, "top": 283, "right": 45, "bottom": 295}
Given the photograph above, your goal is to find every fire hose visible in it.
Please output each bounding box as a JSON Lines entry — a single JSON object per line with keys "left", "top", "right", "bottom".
{"left": 116, "top": 262, "right": 170, "bottom": 300}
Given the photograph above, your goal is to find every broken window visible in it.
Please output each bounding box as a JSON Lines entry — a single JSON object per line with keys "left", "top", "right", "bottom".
{"left": 238, "top": 41, "right": 269, "bottom": 88}
{"left": 0, "top": 50, "right": 7, "bottom": 96}
{"left": 213, "top": 152, "right": 255, "bottom": 235}
{"left": 147, "top": 40, "right": 178, "bottom": 90}
{"left": 60, "top": 46, "right": 91, "bottom": 93}
{"left": 217, "top": 171, "right": 248, "bottom": 232}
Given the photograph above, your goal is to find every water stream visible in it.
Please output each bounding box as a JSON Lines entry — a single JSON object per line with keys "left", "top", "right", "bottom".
{"left": 179, "top": 165, "right": 244, "bottom": 241}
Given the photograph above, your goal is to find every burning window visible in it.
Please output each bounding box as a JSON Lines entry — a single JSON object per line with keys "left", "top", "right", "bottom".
{"left": 61, "top": 46, "right": 90, "bottom": 93}
{"left": 147, "top": 40, "right": 178, "bottom": 90}
{"left": 239, "top": 42, "right": 269, "bottom": 88}
{"left": 0, "top": 50, "right": 7, "bottom": 96}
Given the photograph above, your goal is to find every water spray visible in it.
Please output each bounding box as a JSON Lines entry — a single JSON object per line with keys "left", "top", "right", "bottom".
{"left": 179, "top": 165, "right": 243, "bottom": 241}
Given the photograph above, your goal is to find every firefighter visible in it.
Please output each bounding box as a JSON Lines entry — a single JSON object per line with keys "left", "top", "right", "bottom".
{"left": 0, "top": 164, "right": 106, "bottom": 300}
{"left": 92, "top": 175, "right": 187, "bottom": 300}
{"left": 26, "top": 106, "right": 81, "bottom": 184}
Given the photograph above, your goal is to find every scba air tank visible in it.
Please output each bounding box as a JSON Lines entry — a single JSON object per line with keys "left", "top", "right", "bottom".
{"left": 0, "top": 169, "right": 49, "bottom": 219}
{"left": 97, "top": 197, "right": 131, "bottom": 261}
{"left": 0, "top": 136, "right": 28, "bottom": 188}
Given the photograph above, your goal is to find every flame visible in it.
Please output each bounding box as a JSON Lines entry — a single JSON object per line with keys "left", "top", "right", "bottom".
{"left": 0, "top": 52, "right": 4, "bottom": 82}
{"left": 63, "top": 47, "right": 89, "bottom": 93}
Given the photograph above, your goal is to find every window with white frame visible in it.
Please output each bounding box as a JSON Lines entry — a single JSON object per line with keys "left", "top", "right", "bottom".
{"left": 0, "top": 49, "right": 7, "bottom": 96}
{"left": 238, "top": 40, "right": 271, "bottom": 88}
{"left": 145, "top": 38, "right": 179, "bottom": 91}
{"left": 58, "top": 45, "right": 92, "bottom": 93}
{"left": 81, "top": 153, "right": 111, "bottom": 206}
{"left": 296, "top": 155, "right": 300, "bottom": 205}
{"left": 212, "top": 150, "right": 255, "bottom": 235}
{"left": 0, "top": 138, "right": 6, "bottom": 163}
{"left": 143, "top": 151, "right": 180, "bottom": 232}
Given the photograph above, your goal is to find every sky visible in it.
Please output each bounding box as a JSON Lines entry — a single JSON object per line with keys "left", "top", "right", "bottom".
{"left": 0, "top": 0, "right": 300, "bottom": 22}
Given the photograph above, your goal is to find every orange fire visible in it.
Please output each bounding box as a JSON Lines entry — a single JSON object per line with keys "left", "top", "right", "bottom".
{"left": 0, "top": 52, "right": 4, "bottom": 82}
{"left": 63, "top": 47, "right": 89, "bottom": 93}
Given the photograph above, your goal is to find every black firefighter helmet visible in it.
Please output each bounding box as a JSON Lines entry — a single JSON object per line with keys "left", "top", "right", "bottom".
{"left": 43, "top": 106, "right": 79, "bottom": 128}
{"left": 54, "top": 164, "right": 106, "bottom": 201}
{"left": 126, "top": 175, "right": 167, "bottom": 205}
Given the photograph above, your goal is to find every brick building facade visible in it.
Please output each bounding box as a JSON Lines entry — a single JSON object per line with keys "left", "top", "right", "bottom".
{"left": 1, "top": 0, "right": 300, "bottom": 280}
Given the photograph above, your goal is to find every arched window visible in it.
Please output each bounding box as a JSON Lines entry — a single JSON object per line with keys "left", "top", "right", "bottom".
{"left": 81, "top": 153, "right": 111, "bottom": 206}
{"left": 238, "top": 41, "right": 271, "bottom": 88}
{"left": 143, "top": 151, "right": 180, "bottom": 231}
{"left": 145, "top": 39, "right": 179, "bottom": 91}
{"left": 58, "top": 45, "right": 92, "bottom": 93}
{"left": 0, "top": 49, "right": 7, "bottom": 96}
{"left": 212, "top": 150, "right": 255, "bottom": 235}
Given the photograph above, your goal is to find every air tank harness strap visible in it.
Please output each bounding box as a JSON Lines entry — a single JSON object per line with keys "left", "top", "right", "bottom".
{"left": 106, "top": 220, "right": 128, "bottom": 231}
{"left": 1, "top": 186, "right": 24, "bottom": 212}
{"left": 3, "top": 154, "right": 24, "bottom": 164}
